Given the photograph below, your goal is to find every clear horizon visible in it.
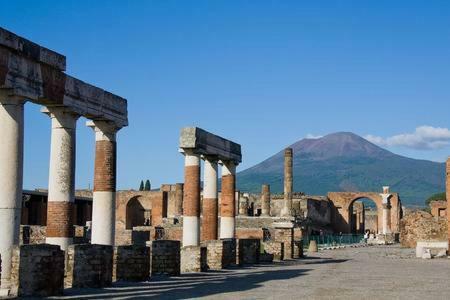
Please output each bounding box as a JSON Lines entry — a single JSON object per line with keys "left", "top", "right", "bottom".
{"left": 1, "top": 1, "right": 449, "bottom": 190}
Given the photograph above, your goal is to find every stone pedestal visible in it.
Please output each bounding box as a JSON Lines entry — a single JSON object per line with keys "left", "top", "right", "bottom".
{"left": 293, "top": 240, "right": 304, "bottom": 258}
{"left": 238, "top": 239, "right": 260, "bottom": 265}
{"left": 113, "top": 246, "right": 150, "bottom": 282}
{"left": 65, "top": 244, "right": 113, "bottom": 288}
{"left": 309, "top": 240, "right": 318, "bottom": 253}
{"left": 202, "top": 239, "right": 236, "bottom": 270}
{"left": 273, "top": 221, "right": 294, "bottom": 259}
{"left": 148, "top": 240, "right": 180, "bottom": 276}
{"left": 262, "top": 241, "right": 284, "bottom": 261}
{"left": 180, "top": 246, "right": 207, "bottom": 273}
{"left": 10, "top": 244, "right": 64, "bottom": 297}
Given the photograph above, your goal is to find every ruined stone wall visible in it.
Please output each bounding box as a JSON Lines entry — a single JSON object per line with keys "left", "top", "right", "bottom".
{"left": 113, "top": 246, "right": 150, "bottom": 282}
{"left": 149, "top": 240, "right": 180, "bottom": 276}
{"left": 11, "top": 245, "right": 64, "bottom": 297}
{"left": 238, "top": 239, "right": 260, "bottom": 265}
{"left": 262, "top": 241, "right": 284, "bottom": 261}
{"left": 365, "top": 210, "right": 378, "bottom": 234}
{"left": 19, "top": 225, "right": 46, "bottom": 245}
{"left": 180, "top": 246, "right": 207, "bottom": 273}
{"left": 430, "top": 201, "right": 447, "bottom": 218}
{"left": 202, "top": 239, "right": 236, "bottom": 270}
{"left": 400, "top": 211, "right": 447, "bottom": 248}
{"left": 65, "top": 244, "right": 113, "bottom": 288}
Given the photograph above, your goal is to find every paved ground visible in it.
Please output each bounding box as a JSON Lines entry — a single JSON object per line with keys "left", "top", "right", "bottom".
{"left": 52, "top": 245, "right": 450, "bottom": 300}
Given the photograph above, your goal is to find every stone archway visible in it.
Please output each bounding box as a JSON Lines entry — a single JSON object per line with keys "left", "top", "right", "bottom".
{"left": 126, "top": 196, "right": 152, "bottom": 229}
{"left": 328, "top": 191, "right": 402, "bottom": 234}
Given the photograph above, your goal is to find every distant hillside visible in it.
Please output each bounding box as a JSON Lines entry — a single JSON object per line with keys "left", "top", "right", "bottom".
{"left": 237, "top": 132, "right": 445, "bottom": 206}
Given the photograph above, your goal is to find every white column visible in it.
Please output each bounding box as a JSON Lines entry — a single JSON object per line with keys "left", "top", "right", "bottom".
{"left": 380, "top": 187, "right": 392, "bottom": 235}
{"left": 43, "top": 107, "right": 79, "bottom": 251}
{"left": 220, "top": 161, "right": 236, "bottom": 239}
{"left": 182, "top": 150, "right": 201, "bottom": 246}
{"left": 0, "top": 97, "right": 25, "bottom": 290}
{"left": 88, "top": 121, "right": 119, "bottom": 246}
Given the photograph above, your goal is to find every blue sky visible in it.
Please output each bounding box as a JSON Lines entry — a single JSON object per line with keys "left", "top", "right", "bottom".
{"left": 1, "top": 1, "right": 450, "bottom": 190}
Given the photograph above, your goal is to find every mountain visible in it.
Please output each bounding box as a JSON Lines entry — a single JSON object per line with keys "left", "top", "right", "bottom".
{"left": 237, "top": 132, "right": 446, "bottom": 206}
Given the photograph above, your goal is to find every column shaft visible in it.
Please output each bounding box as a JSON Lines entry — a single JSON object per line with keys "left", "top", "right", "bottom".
{"left": 182, "top": 152, "right": 201, "bottom": 246}
{"left": 89, "top": 121, "right": 117, "bottom": 246}
{"left": 281, "top": 148, "right": 293, "bottom": 217}
{"left": 382, "top": 204, "right": 391, "bottom": 234}
{"left": 0, "top": 98, "right": 24, "bottom": 290}
{"left": 261, "top": 184, "right": 271, "bottom": 216}
{"left": 201, "top": 158, "right": 218, "bottom": 241}
{"left": 45, "top": 108, "right": 78, "bottom": 250}
{"left": 220, "top": 161, "right": 236, "bottom": 239}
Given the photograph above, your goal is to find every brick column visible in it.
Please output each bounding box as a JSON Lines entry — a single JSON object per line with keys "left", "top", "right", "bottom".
{"left": 446, "top": 158, "right": 450, "bottom": 250}
{"left": 88, "top": 121, "right": 119, "bottom": 246}
{"left": 0, "top": 97, "right": 25, "bottom": 290}
{"left": 281, "top": 148, "right": 293, "bottom": 217}
{"left": 220, "top": 161, "right": 236, "bottom": 239}
{"left": 43, "top": 107, "right": 79, "bottom": 251}
{"left": 182, "top": 150, "right": 201, "bottom": 247}
{"left": 175, "top": 183, "right": 184, "bottom": 216}
{"left": 202, "top": 157, "right": 218, "bottom": 241}
{"left": 261, "top": 184, "right": 271, "bottom": 217}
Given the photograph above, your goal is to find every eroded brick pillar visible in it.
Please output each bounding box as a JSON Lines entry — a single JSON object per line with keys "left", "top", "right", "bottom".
{"left": 201, "top": 157, "right": 218, "bottom": 241}
{"left": 446, "top": 158, "right": 450, "bottom": 250}
{"left": 182, "top": 150, "right": 201, "bottom": 246}
{"left": 220, "top": 161, "right": 236, "bottom": 239}
{"left": 43, "top": 107, "right": 79, "bottom": 251}
{"left": 88, "top": 121, "right": 119, "bottom": 246}
{"left": 261, "top": 184, "right": 271, "bottom": 217}
{"left": 281, "top": 148, "right": 293, "bottom": 217}
{"left": 0, "top": 96, "right": 25, "bottom": 290}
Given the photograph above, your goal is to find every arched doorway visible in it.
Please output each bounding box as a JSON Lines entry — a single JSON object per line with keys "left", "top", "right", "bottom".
{"left": 349, "top": 198, "right": 378, "bottom": 234}
{"left": 126, "top": 197, "right": 151, "bottom": 229}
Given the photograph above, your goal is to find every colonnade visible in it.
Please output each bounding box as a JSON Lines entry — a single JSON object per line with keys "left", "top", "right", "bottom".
{"left": 0, "top": 98, "right": 121, "bottom": 289}
{"left": 181, "top": 151, "right": 238, "bottom": 247}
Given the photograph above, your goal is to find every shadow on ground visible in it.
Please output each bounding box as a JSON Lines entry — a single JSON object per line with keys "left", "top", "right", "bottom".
{"left": 55, "top": 257, "right": 348, "bottom": 299}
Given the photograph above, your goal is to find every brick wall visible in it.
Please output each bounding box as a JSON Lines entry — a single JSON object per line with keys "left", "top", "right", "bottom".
{"left": 113, "top": 246, "right": 150, "bottom": 282}
{"left": 11, "top": 244, "right": 64, "bottom": 297}
{"left": 65, "top": 244, "right": 113, "bottom": 288}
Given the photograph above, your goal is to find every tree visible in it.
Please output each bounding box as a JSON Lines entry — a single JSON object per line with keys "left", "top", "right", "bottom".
{"left": 139, "top": 180, "right": 144, "bottom": 191}
{"left": 144, "top": 180, "right": 151, "bottom": 191}
{"left": 425, "top": 192, "right": 446, "bottom": 207}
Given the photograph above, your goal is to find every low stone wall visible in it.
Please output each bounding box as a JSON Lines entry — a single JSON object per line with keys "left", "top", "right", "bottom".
{"left": 202, "top": 239, "right": 236, "bottom": 270}
{"left": 65, "top": 244, "right": 113, "bottom": 288}
{"left": 400, "top": 211, "right": 447, "bottom": 248}
{"left": 180, "top": 246, "right": 207, "bottom": 273}
{"left": 238, "top": 239, "right": 260, "bottom": 265}
{"left": 149, "top": 240, "right": 180, "bottom": 276}
{"left": 11, "top": 244, "right": 64, "bottom": 297}
{"left": 263, "top": 241, "right": 284, "bottom": 261}
{"left": 113, "top": 246, "right": 150, "bottom": 282}
{"left": 20, "top": 225, "right": 46, "bottom": 245}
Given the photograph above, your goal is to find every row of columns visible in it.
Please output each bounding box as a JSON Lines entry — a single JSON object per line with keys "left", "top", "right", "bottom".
{"left": 182, "top": 151, "right": 237, "bottom": 247}
{"left": 0, "top": 98, "right": 120, "bottom": 289}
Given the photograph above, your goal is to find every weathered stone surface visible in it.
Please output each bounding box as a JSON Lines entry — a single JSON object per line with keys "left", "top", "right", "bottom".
{"left": 309, "top": 240, "right": 318, "bottom": 253}
{"left": 273, "top": 223, "right": 294, "bottom": 259}
{"left": 238, "top": 239, "right": 260, "bottom": 265}
{"left": 149, "top": 240, "right": 180, "bottom": 276}
{"left": 262, "top": 241, "right": 284, "bottom": 261}
{"left": 19, "top": 225, "right": 46, "bottom": 245}
{"left": 180, "top": 246, "right": 207, "bottom": 273}
{"left": 400, "top": 211, "right": 447, "bottom": 248}
{"left": 179, "top": 127, "right": 242, "bottom": 164}
{"left": 113, "top": 246, "right": 150, "bottom": 282}
{"left": 11, "top": 244, "right": 64, "bottom": 297}
{"left": 65, "top": 244, "right": 113, "bottom": 288}
{"left": 202, "top": 239, "right": 236, "bottom": 270}
{"left": 293, "top": 240, "right": 304, "bottom": 258}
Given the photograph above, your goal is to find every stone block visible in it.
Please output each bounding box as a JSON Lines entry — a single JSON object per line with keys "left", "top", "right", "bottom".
{"left": 293, "top": 240, "right": 304, "bottom": 258}
{"left": 65, "top": 244, "right": 113, "bottom": 288}
{"left": 238, "top": 239, "right": 260, "bottom": 265}
{"left": 148, "top": 240, "right": 180, "bottom": 276}
{"left": 181, "top": 246, "right": 207, "bottom": 273}
{"left": 113, "top": 246, "right": 150, "bottom": 282}
{"left": 309, "top": 240, "right": 318, "bottom": 253}
{"left": 263, "top": 241, "right": 284, "bottom": 261}
{"left": 11, "top": 244, "right": 64, "bottom": 297}
{"left": 202, "top": 239, "right": 237, "bottom": 270}
{"left": 416, "top": 241, "right": 448, "bottom": 258}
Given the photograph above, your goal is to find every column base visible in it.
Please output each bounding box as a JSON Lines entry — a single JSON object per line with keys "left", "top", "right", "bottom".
{"left": 46, "top": 237, "right": 73, "bottom": 251}
{"left": 182, "top": 216, "right": 200, "bottom": 247}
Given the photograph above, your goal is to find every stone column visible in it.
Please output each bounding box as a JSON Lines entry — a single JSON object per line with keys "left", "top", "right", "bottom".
{"left": 88, "top": 121, "right": 119, "bottom": 246}
{"left": 281, "top": 148, "right": 293, "bottom": 217}
{"left": 201, "top": 157, "right": 218, "bottom": 241}
{"left": 0, "top": 97, "right": 25, "bottom": 290}
{"left": 380, "top": 187, "right": 392, "bottom": 235}
{"left": 43, "top": 107, "right": 79, "bottom": 251}
{"left": 182, "top": 150, "right": 201, "bottom": 247}
{"left": 220, "top": 161, "right": 236, "bottom": 239}
{"left": 261, "top": 184, "right": 271, "bottom": 217}
{"left": 447, "top": 158, "right": 450, "bottom": 250}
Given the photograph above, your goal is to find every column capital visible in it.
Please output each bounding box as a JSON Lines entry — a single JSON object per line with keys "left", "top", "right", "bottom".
{"left": 41, "top": 106, "right": 80, "bottom": 129}
{"left": 0, "top": 90, "right": 27, "bottom": 104}
{"left": 202, "top": 155, "right": 219, "bottom": 163}
{"left": 86, "top": 120, "right": 120, "bottom": 142}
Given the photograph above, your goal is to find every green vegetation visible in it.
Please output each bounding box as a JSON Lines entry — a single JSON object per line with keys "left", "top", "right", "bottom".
{"left": 144, "top": 180, "right": 151, "bottom": 191}
{"left": 139, "top": 180, "right": 144, "bottom": 191}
